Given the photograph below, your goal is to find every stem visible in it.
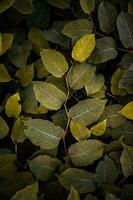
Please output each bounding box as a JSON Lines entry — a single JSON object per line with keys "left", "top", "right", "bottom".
{"left": 117, "top": 47, "right": 133, "bottom": 53}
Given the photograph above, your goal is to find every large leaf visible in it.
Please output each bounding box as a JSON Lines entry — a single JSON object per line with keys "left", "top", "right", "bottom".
{"left": 58, "top": 168, "right": 96, "bottom": 193}
{"left": 47, "top": 0, "right": 70, "bottom": 9}
{"left": 69, "top": 139, "right": 105, "bottom": 166}
{"left": 0, "top": 63, "right": 11, "bottom": 82}
{"left": 28, "top": 155, "right": 61, "bottom": 181}
{"left": 67, "top": 185, "right": 80, "bottom": 200}
{"left": 33, "top": 81, "right": 66, "bottom": 110}
{"left": 67, "top": 62, "right": 96, "bottom": 90}
{"left": 0, "top": 33, "right": 14, "bottom": 56}
{"left": 0, "top": 0, "right": 15, "bottom": 13}
{"left": 79, "top": 0, "right": 95, "bottom": 14}
{"left": 98, "top": 1, "right": 117, "bottom": 33}
{"left": 119, "top": 102, "right": 133, "bottom": 120}
{"left": 69, "top": 98, "right": 106, "bottom": 126}
{"left": 13, "top": 0, "right": 34, "bottom": 14}
{"left": 88, "top": 37, "right": 117, "bottom": 64}
{"left": 0, "top": 117, "right": 9, "bottom": 139}
{"left": 117, "top": 11, "right": 133, "bottom": 48}
{"left": 72, "top": 34, "right": 95, "bottom": 63}
{"left": 40, "top": 49, "right": 68, "bottom": 77}
{"left": 24, "top": 118, "right": 65, "bottom": 149}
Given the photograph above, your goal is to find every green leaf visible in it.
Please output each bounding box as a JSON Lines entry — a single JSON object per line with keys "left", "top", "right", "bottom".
{"left": 51, "top": 109, "right": 68, "bottom": 129}
{"left": 80, "top": 0, "right": 95, "bottom": 14}
{"left": 68, "top": 62, "right": 96, "bottom": 90}
{"left": 90, "top": 119, "right": 107, "bottom": 136}
{"left": 0, "top": 63, "right": 11, "bottom": 82}
{"left": 58, "top": 168, "right": 96, "bottom": 193}
{"left": 88, "top": 37, "right": 117, "bottom": 64}
{"left": 34, "top": 58, "right": 49, "bottom": 79}
{"left": 95, "top": 155, "right": 118, "bottom": 185}
{"left": 72, "top": 34, "right": 95, "bottom": 63}
{"left": 28, "top": 155, "right": 61, "bottom": 181}
{"left": 119, "top": 101, "right": 133, "bottom": 120}
{"left": 117, "top": 11, "right": 133, "bottom": 48}
{"left": 69, "top": 139, "right": 104, "bottom": 166}
{"left": 33, "top": 81, "right": 66, "bottom": 110}
{"left": 120, "top": 53, "right": 133, "bottom": 69}
{"left": 120, "top": 144, "right": 133, "bottom": 177}
{"left": 0, "top": 0, "right": 15, "bottom": 13}
{"left": 28, "top": 27, "right": 49, "bottom": 55}
{"left": 98, "top": 1, "right": 117, "bottom": 33}
{"left": 13, "top": 0, "right": 34, "bottom": 14}
{"left": 47, "top": 0, "right": 70, "bottom": 9}
{"left": 24, "top": 118, "right": 65, "bottom": 149}
{"left": 69, "top": 98, "right": 106, "bottom": 126}
{"left": 128, "top": 0, "right": 133, "bottom": 14}
{"left": 62, "top": 19, "right": 93, "bottom": 40}
{"left": 10, "top": 182, "right": 38, "bottom": 200}
{"left": 0, "top": 33, "right": 14, "bottom": 56}
{"left": 85, "top": 73, "right": 105, "bottom": 95}
{"left": 84, "top": 194, "right": 98, "bottom": 200}
{"left": 67, "top": 185, "right": 80, "bottom": 200}
{"left": 40, "top": 49, "right": 68, "bottom": 77}
{"left": 105, "top": 193, "right": 118, "bottom": 200}
{"left": 0, "top": 117, "right": 9, "bottom": 139}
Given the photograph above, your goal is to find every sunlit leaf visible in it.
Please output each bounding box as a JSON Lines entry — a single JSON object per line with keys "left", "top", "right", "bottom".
{"left": 0, "top": 63, "right": 11, "bottom": 82}
{"left": 80, "top": 0, "right": 95, "bottom": 14}
{"left": 67, "top": 185, "right": 80, "bottom": 200}
{"left": 119, "top": 101, "right": 133, "bottom": 120}
{"left": 90, "top": 119, "right": 107, "bottom": 136}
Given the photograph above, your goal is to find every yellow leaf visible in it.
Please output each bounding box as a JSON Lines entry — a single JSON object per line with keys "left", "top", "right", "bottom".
{"left": 0, "top": 33, "right": 14, "bottom": 56}
{"left": 72, "top": 34, "right": 95, "bottom": 63}
{"left": 5, "top": 93, "right": 21, "bottom": 118}
{"left": 38, "top": 104, "right": 48, "bottom": 114}
{"left": 119, "top": 101, "right": 133, "bottom": 120}
{"left": 0, "top": 63, "right": 12, "bottom": 82}
{"left": 90, "top": 119, "right": 107, "bottom": 136}
{"left": 70, "top": 120, "right": 91, "bottom": 141}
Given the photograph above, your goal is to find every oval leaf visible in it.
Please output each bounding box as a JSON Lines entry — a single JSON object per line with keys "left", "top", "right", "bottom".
{"left": 80, "top": 0, "right": 95, "bottom": 14}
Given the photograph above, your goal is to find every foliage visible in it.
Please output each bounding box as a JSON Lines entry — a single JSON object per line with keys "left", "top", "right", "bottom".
{"left": 0, "top": 0, "right": 133, "bottom": 199}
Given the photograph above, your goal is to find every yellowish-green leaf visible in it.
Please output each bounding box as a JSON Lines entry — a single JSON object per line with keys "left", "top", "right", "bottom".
{"left": 47, "top": 0, "right": 70, "bottom": 9}
{"left": 90, "top": 119, "right": 107, "bottom": 136}
{"left": 89, "top": 85, "right": 106, "bottom": 99}
{"left": 67, "top": 185, "right": 80, "bottom": 200}
{"left": 40, "top": 49, "right": 68, "bottom": 77}
{"left": 70, "top": 120, "right": 91, "bottom": 141}
{"left": 34, "top": 58, "right": 49, "bottom": 79}
{"left": 119, "top": 101, "right": 133, "bottom": 120}
{"left": 128, "top": 0, "right": 133, "bottom": 14}
{"left": 0, "top": 63, "right": 11, "bottom": 82}
{"left": 72, "top": 34, "right": 95, "bottom": 63}
{"left": 0, "top": 33, "right": 2, "bottom": 54}
{"left": 80, "top": 0, "right": 95, "bottom": 14}
{"left": 38, "top": 104, "right": 48, "bottom": 114}
{"left": 0, "top": 117, "right": 9, "bottom": 139}
{"left": 5, "top": 92, "right": 21, "bottom": 118}
{"left": 0, "top": 33, "right": 14, "bottom": 56}
{"left": 33, "top": 81, "right": 66, "bottom": 110}
{"left": 13, "top": 0, "right": 34, "bottom": 14}
{"left": 28, "top": 27, "right": 49, "bottom": 55}
{"left": 0, "top": 0, "right": 15, "bottom": 14}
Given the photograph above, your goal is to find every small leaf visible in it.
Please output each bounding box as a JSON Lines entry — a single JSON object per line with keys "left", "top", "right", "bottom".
{"left": 28, "top": 155, "right": 61, "bottom": 181}
{"left": 70, "top": 120, "right": 91, "bottom": 141}
{"left": 67, "top": 185, "right": 80, "bottom": 200}
{"left": 58, "top": 168, "right": 96, "bottom": 193}
{"left": 24, "top": 118, "right": 65, "bottom": 149}
{"left": 119, "top": 101, "right": 133, "bottom": 120}
{"left": 40, "top": 49, "right": 68, "bottom": 77}
{"left": 69, "top": 139, "right": 104, "bottom": 166}
{"left": 51, "top": 109, "right": 67, "bottom": 129}
{"left": 13, "top": 0, "right": 34, "bottom": 14}
{"left": 47, "top": 0, "right": 70, "bottom": 9}
{"left": 72, "top": 34, "right": 95, "bottom": 63}
{"left": 80, "top": 0, "right": 95, "bottom": 14}
{"left": 34, "top": 58, "right": 49, "bottom": 79}
{"left": 120, "top": 144, "right": 133, "bottom": 177}
{"left": 128, "top": 0, "right": 133, "bottom": 14}
{"left": 0, "top": 0, "right": 15, "bottom": 13}
{"left": 90, "top": 119, "right": 107, "bottom": 136}
{"left": 0, "top": 63, "right": 11, "bottom": 82}
{"left": 0, "top": 33, "right": 14, "bottom": 55}
{"left": 5, "top": 92, "right": 21, "bottom": 118}
{"left": 33, "top": 81, "right": 66, "bottom": 110}
{"left": 0, "top": 117, "right": 9, "bottom": 139}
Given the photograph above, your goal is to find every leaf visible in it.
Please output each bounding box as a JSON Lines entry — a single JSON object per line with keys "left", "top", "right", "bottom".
{"left": 28, "top": 27, "right": 49, "bottom": 55}
{"left": 69, "top": 139, "right": 104, "bottom": 166}
{"left": 38, "top": 104, "right": 48, "bottom": 114}
{"left": 10, "top": 182, "right": 38, "bottom": 200}
{"left": 8, "top": 40, "right": 32, "bottom": 69}
{"left": 15, "top": 64, "right": 34, "bottom": 87}
{"left": 117, "top": 11, "right": 133, "bottom": 48}
{"left": 120, "top": 53, "right": 133, "bottom": 69}
{"left": 98, "top": 1, "right": 117, "bottom": 33}
{"left": 72, "top": 34, "right": 95, "bottom": 63}
{"left": 80, "top": 0, "right": 95, "bottom": 14}
{"left": 24, "top": 118, "right": 65, "bottom": 149}
{"left": 0, "top": 63, "right": 11, "bottom": 82}
{"left": 95, "top": 155, "right": 118, "bottom": 185}
{"left": 0, "top": 33, "right": 14, "bottom": 56}
{"left": 70, "top": 120, "right": 91, "bottom": 141}
{"left": 34, "top": 58, "right": 49, "bottom": 79}
{"left": 0, "top": 117, "right": 9, "bottom": 139}
{"left": 28, "top": 155, "right": 61, "bottom": 181}
{"left": 88, "top": 37, "right": 117, "bottom": 64}
{"left": 51, "top": 109, "right": 67, "bottom": 129}
{"left": 105, "top": 193, "right": 118, "bottom": 200}
{"left": 0, "top": 0, "right": 15, "bottom": 13}
{"left": 40, "top": 49, "right": 68, "bottom": 78}
{"left": 58, "top": 168, "right": 96, "bottom": 193}
{"left": 13, "top": 0, "right": 34, "bottom": 14}
{"left": 120, "top": 144, "right": 133, "bottom": 177}
{"left": 0, "top": 153, "right": 17, "bottom": 180}
{"left": 5, "top": 92, "right": 21, "bottom": 118}
{"left": 84, "top": 194, "right": 98, "bottom": 200}
{"left": 119, "top": 101, "right": 133, "bottom": 120}
{"left": 33, "top": 81, "right": 66, "bottom": 110}
{"left": 47, "top": 0, "right": 70, "bottom": 9}
{"left": 90, "top": 119, "right": 107, "bottom": 136}
{"left": 85, "top": 73, "right": 105, "bottom": 95}
{"left": 68, "top": 62, "right": 96, "bottom": 90}
{"left": 69, "top": 98, "right": 106, "bottom": 126}
{"left": 62, "top": 19, "right": 93, "bottom": 40}
{"left": 128, "top": 0, "right": 133, "bottom": 14}
{"left": 67, "top": 185, "right": 80, "bottom": 200}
